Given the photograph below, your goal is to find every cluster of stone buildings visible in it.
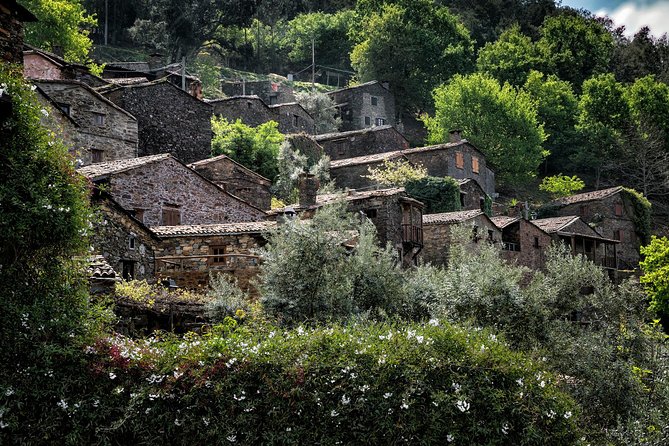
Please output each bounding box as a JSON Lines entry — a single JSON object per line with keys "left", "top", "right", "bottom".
{"left": 2, "top": 1, "right": 646, "bottom": 298}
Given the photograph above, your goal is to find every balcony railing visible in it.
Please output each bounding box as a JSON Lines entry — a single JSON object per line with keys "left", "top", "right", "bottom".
{"left": 402, "top": 224, "right": 423, "bottom": 246}
{"left": 502, "top": 242, "right": 520, "bottom": 252}
{"left": 599, "top": 257, "right": 617, "bottom": 269}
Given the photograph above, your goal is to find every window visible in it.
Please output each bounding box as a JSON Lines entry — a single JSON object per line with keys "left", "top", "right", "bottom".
{"left": 375, "top": 117, "right": 386, "bottom": 126}
{"left": 133, "top": 209, "right": 145, "bottom": 223}
{"left": 364, "top": 116, "right": 371, "bottom": 126}
{"left": 91, "top": 149, "right": 104, "bottom": 163}
{"left": 455, "top": 151, "right": 464, "bottom": 169}
{"left": 479, "top": 197, "right": 485, "bottom": 211}
{"left": 488, "top": 229, "right": 495, "bottom": 241}
{"left": 246, "top": 101, "right": 252, "bottom": 109}
{"left": 614, "top": 203, "right": 623, "bottom": 217}
{"left": 161, "top": 206, "right": 181, "bottom": 225}
{"left": 210, "top": 246, "right": 228, "bottom": 266}
{"left": 365, "top": 209, "right": 378, "bottom": 219}
{"left": 293, "top": 114, "right": 299, "bottom": 127}
{"left": 128, "top": 235, "right": 136, "bottom": 250}
{"left": 472, "top": 156, "right": 479, "bottom": 173}
{"left": 613, "top": 229, "right": 623, "bottom": 242}
{"left": 57, "top": 102, "right": 70, "bottom": 116}
{"left": 371, "top": 96, "right": 378, "bottom": 106}
{"left": 579, "top": 205, "right": 587, "bottom": 216}
{"left": 269, "top": 95, "right": 277, "bottom": 105}
{"left": 122, "top": 260, "right": 135, "bottom": 280}
{"left": 533, "top": 237, "right": 540, "bottom": 248}
{"left": 93, "top": 113, "right": 106, "bottom": 126}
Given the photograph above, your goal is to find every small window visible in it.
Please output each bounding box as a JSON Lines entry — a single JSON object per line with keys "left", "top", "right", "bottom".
{"left": 365, "top": 209, "right": 378, "bottom": 219}
{"left": 533, "top": 237, "right": 540, "bottom": 248}
{"left": 579, "top": 205, "right": 587, "bottom": 216}
{"left": 128, "top": 235, "right": 136, "bottom": 250}
{"left": 210, "top": 246, "right": 228, "bottom": 266}
{"left": 91, "top": 149, "right": 104, "bottom": 163}
{"left": 472, "top": 156, "right": 479, "bottom": 174}
{"left": 57, "top": 102, "right": 70, "bottom": 116}
{"left": 479, "top": 197, "right": 485, "bottom": 211}
{"left": 161, "top": 207, "right": 181, "bottom": 225}
{"left": 487, "top": 229, "right": 494, "bottom": 241}
{"left": 614, "top": 203, "right": 623, "bottom": 217}
{"left": 293, "top": 114, "right": 299, "bottom": 127}
{"left": 375, "top": 117, "right": 386, "bottom": 126}
{"left": 613, "top": 230, "right": 623, "bottom": 242}
{"left": 364, "top": 116, "right": 371, "bottom": 126}
{"left": 371, "top": 96, "right": 378, "bottom": 106}
{"left": 455, "top": 151, "right": 464, "bottom": 169}
{"left": 269, "top": 96, "right": 277, "bottom": 105}
{"left": 134, "top": 209, "right": 145, "bottom": 223}
{"left": 246, "top": 101, "right": 252, "bottom": 109}
{"left": 93, "top": 113, "right": 106, "bottom": 126}
{"left": 122, "top": 260, "right": 135, "bottom": 281}
{"left": 472, "top": 224, "right": 480, "bottom": 242}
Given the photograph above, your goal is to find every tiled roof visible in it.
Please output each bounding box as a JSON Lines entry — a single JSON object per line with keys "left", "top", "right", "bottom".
{"left": 78, "top": 154, "right": 171, "bottom": 180}
{"left": 87, "top": 255, "right": 119, "bottom": 279}
{"left": 104, "top": 77, "right": 150, "bottom": 85}
{"left": 188, "top": 155, "right": 271, "bottom": 183}
{"left": 548, "top": 186, "right": 623, "bottom": 207}
{"left": 423, "top": 210, "right": 484, "bottom": 225}
{"left": 329, "top": 151, "right": 405, "bottom": 168}
{"left": 106, "top": 61, "right": 151, "bottom": 72}
{"left": 152, "top": 221, "right": 276, "bottom": 237}
{"left": 317, "top": 187, "right": 406, "bottom": 205}
{"left": 490, "top": 215, "right": 520, "bottom": 228}
{"left": 327, "top": 80, "right": 385, "bottom": 95}
{"left": 206, "top": 95, "right": 264, "bottom": 104}
{"left": 531, "top": 216, "right": 580, "bottom": 233}
{"left": 313, "top": 125, "right": 398, "bottom": 142}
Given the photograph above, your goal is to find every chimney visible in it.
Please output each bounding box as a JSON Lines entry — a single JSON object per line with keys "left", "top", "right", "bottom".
{"left": 148, "top": 52, "right": 164, "bottom": 76}
{"left": 449, "top": 129, "right": 462, "bottom": 143}
{"left": 298, "top": 173, "right": 320, "bottom": 207}
{"left": 381, "top": 81, "right": 390, "bottom": 90}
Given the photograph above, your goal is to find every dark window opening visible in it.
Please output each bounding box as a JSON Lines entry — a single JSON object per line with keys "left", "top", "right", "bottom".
{"left": 614, "top": 203, "right": 623, "bottom": 217}
{"left": 210, "top": 246, "right": 228, "bottom": 265}
{"left": 533, "top": 237, "right": 540, "bottom": 248}
{"left": 91, "top": 149, "right": 104, "bottom": 163}
{"left": 293, "top": 114, "right": 299, "bottom": 127}
{"left": 365, "top": 209, "right": 378, "bottom": 219}
{"left": 269, "top": 95, "right": 278, "bottom": 105}
{"left": 614, "top": 230, "right": 623, "bottom": 241}
{"left": 246, "top": 101, "right": 252, "bottom": 109}
{"left": 371, "top": 96, "right": 378, "bottom": 106}
{"left": 460, "top": 193, "right": 466, "bottom": 208}
{"left": 364, "top": 116, "right": 371, "bottom": 126}
{"left": 128, "top": 236, "right": 136, "bottom": 250}
{"left": 161, "top": 207, "right": 181, "bottom": 225}
{"left": 375, "top": 117, "right": 386, "bottom": 126}
{"left": 487, "top": 229, "right": 494, "bottom": 241}
{"left": 479, "top": 197, "right": 485, "bottom": 211}
{"left": 57, "top": 103, "right": 70, "bottom": 116}
{"left": 122, "top": 261, "right": 135, "bottom": 281}
{"left": 93, "top": 113, "right": 106, "bottom": 126}
{"left": 579, "top": 205, "right": 587, "bottom": 216}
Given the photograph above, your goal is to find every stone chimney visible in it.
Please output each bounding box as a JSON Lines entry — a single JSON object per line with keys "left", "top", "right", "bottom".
{"left": 381, "top": 81, "right": 390, "bottom": 90}
{"left": 298, "top": 173, "right": 320, "bottom": 207}
{"left": 148, "top": 52, "right": 165, "bottom": 76}
{"left": 449, "top": 129, "right": 462, "bottom": 143}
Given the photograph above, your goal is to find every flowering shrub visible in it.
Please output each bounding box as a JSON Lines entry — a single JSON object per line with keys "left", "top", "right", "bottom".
{"left": 1, "top": 319, "right": 581, "bottom": 444}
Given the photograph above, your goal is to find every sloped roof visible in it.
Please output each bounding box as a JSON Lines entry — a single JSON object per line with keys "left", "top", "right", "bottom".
{"left": 206, "top": 95, "right": 265, "bottom": 104}
{"left": 314, "top": 125, "right": 404, "bottom": 142}
{"left": 96, "top": 78, "right": 211, "bottom": 106}
{"left": 327, "top": 80, "right": 387, "bottom": 95}
{"left": 531, "top": 216, "right": 580, "bottom": 233}
{"left": 490, "top": 215, "right": 520, "bottom": 229}
{"left": 531, "top": 215, "right": 619, "bottom": 242}
{"left": 423, "top": 209, "right": 485, "bottom": 225}
{"left": 329, "top": 150, "right": 406, "bottom": 168}
{"left": 103, "top": 77, "right": 150, "bottom": 86}
{"left": 188, "top": 154, "right": 271, "bottom": 184}
{"left": 78, "top": 154, "right": 171, "bottom": 180}
{"left": 317, "top": 187, "right": 407, "bottom": 205}
{"left": 548, "top": 186, "right": 623, "bottom": 207}
{"left": 7, "top": 0, "right": 37, "bottom": 21}
{"left": 34, "top": 85, "right": 79, "bottom": 127}
{"left": 87, "top": 255, "right": 119, "bottom": 279}
{"left": 152, "top": 221, "right": 276, "bottom": 237}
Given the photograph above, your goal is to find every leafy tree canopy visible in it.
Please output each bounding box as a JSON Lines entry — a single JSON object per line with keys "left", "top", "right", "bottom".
{"left": 539, "top": 174, "right": 585, "bottom": 198}
{"left": 425, "top": 73, "right": 547, "bottom": 186}
{"left": 404, "top": 176, "right": 462, "bottom": 214}
{"left": 365, "top": 159, "right": 427, "bottom": 187}
{"left": 640, "top": 236, "right": 669, "bottom": 315}
{"left": 295, "top": 91, "right": 341, "bottom": 134}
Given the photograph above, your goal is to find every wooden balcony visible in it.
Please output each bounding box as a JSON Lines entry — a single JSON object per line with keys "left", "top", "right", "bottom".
{"left": 402, "top": 224, "right": 423, "bottom": 246}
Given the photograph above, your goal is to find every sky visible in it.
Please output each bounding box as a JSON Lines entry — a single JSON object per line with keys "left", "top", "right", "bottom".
{"left": 561, "top": 0, "right": 669, "bottom": 36}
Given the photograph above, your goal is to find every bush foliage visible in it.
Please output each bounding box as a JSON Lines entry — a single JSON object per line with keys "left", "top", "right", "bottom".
{"left": 405, "top": 176, "right": 462, "bottom": 214}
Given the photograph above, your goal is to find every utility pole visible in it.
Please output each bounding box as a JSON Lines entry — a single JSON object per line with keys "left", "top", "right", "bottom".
{"left": 104, "top": 0, "right": 108, "bottom": 46}
{"left": 311, "top": 38, "right": 315, "bottom": 92}
{"left": 181, "top": 57, "right": 186, "bottom": 92}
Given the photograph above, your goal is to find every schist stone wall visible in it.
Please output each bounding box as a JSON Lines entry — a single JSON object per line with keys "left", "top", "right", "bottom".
{"left": 91, "top": 196, "right": 157, "bottom": 281}
{"left": 268, "top": 103, "right": 314, "bottom": 134}
{"left": 37, "top": 80, "right": 138, "bottom": 165}
{"left": 459, "top": 179, "right": 488, "bottom": 211}
{"left": 327, "top": 81, "right": 396, "bottom": 132}
{"left": 23, "top": 50, "right": 108, "bottom": 87}
{"left": 497, "top": 219, "right": 550, "bottom": 271}
{"left": 35, "top": 88, "right": 79, "bottom": 152}
{"left": 102, "top": 81, "right": 213, "bottom": 163}
{"left": 189, "top": 155, "right": 272, "bottom": 210}
{"left": 315, "top": 125, "right": 409, "bottom": 161}
{"left": 221, "top": 80, "right": 295, "bottom": 105}
{"left": 421, "top": 212, "right": 501, "bottom": 267}
{"left": 209, "top": 96, "right": 275, "bottom": 127}
{"left": 1, "top": 0, "right": 32, "bottom": 64}
{"left": 98, "top": 157, "right": 266, "bottom": 227}
{"left": 330, "top": 153, "right": 404, "bottom": 190}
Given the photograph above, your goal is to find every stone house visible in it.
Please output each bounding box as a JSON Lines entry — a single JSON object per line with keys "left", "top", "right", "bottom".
{"left": 314, "top": 125, "right": 409, "bottom": 161}
{"left": 0, "top": 0, "right": 36, "bottom": 64}
{"left": 90, "top": 190, "right": 159, "bottom": 281}
{"left": 34, "top": 85, "right": 79, "bottom": 150}
{"left": 327, "top": 81, "right": 396, "bottom": 132}
{"left": 23, "top": 44, "right": 107, "bottom": 87}
{"left": 36, "top": 79, "right": 138, "bottom": 165}
{"left": 545, "top": 187, "right": 641, "bottom": 269}
{"left": 189, "top": 154, "right": 272, "bottom": 210}
{"left": 208, "top": 95, "right": 276, "bottom": 128}
{"left": 98, "top": 79, "right": 213, "bottom": 163}
{"left": 269, "top": 102, "right": 315, "bottom": 134}
{"left": 458, "top": 178, "right": 489, "bottom": 211}
{"left": 329, "top": 151, "right": 407, "bottom": 190}
{"left": 152, "top": 221, "right": 276, "bottom": 291}
{"left": 421, "top": 210, "right": 501, "bottom": 267}
{"left": 78, "top": 154, "right": 267, "bottom": 227}
{"left": 221, "top": 79, "right": 296, "bottom": 105}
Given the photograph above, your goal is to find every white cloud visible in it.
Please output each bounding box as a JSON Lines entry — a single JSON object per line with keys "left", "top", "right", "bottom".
{"left": 596, "top": 1, "right": 669, "bottom": 37}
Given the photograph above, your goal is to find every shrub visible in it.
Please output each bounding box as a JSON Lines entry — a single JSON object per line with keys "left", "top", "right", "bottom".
{"left": 539, "top": 174, "right": 585, "bottom": 198}
{"left": 365, "top": 159, "right": 427, "bottom": 187}
{"left": 405, "top": 176, "right": 462, "bottom": 214}
{"left": 205, "top": 274, "right": 252, "bottom": 322}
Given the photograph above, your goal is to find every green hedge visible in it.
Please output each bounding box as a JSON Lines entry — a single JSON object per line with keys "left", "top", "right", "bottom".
{"left": 1, "top": 319, "right": 580, "bottom": 445}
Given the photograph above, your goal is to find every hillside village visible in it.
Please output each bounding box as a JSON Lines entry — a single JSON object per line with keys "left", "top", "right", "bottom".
{"left": 2, "top": 0, "right": 648, "bottom": 298}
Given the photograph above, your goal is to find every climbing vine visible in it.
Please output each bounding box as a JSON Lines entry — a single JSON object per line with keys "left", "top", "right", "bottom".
{"left": 621, "top": 188, "right": 652, "bottom": 245}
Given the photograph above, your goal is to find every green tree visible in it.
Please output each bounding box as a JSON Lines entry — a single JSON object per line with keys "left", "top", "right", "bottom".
{"left": 537, "top": 12, "right": 615, "bottom": 89}
{"left": 274, "top": 137, "right": 330, "bottom": 202}
{"left": 523, "top": 70, "right": 581, "bottom": 173}
{"left": 404, "top": 176, "right": 461, "bottom": 214}
{"left": 22, "top": 0, "right": 97, "bottom": 65}
{"left": 364, "top": 159, "right": 427, "bottom": 187}
{"left": 295, "top": 91, "right": 341, "bottom": 134}
{"left": 640, "top": 236, "right": 669, "bottom": 314}
{"left": 476, "top": 25, "right": 544, "bottom": 86}
{"left": 350, "top": 0, "right": 474, "bottom": 113}
{"left": 211, "top": 117, "right": 284, "bottom": 180}
{"left": 425, "top": 73, "right": 547, "bottom": 185}
{"left": 539, "top": 174, "right": 585, "bottom": 198}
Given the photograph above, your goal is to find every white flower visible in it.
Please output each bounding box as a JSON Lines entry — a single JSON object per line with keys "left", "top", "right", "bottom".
{"left": 407, "top": 329, "right": 416, "bottom": 339}
{"left": 57, "top": 399, "right": 68, "bottom": 410}
{"left": 516, "top": 378, "right": 524, "bottom": 387}
{"left": 41, "top": 108, "right": 49, "bottom": 117}
{"left": 383, "top": 392, "right": 392, "bottom": 399}
{"left": 545, "top": 409, "right": 556, "bottom": 419}
{"left": 341, "top": 395, "right": 350, "bottom": 405}
{"left": 451, "top": 382, "right": 461, "bottom": 393}
{"left": 202, "top": 417, "right": 210, "bottom": 426}
{"left": 5, "top": 388, "right": 14, "bottom": 396}
{"left": 109, "top": 372, "right": 116, "bottom": 380}
{"left": 502, "top": 423, "right": 509, "bottom": 434}
{"left": 174, "top": 418, "right": 183, "bottom": 426}
{"left": 296, "top": 326, "right": 305, "bottom": 336}
{"left": 330, "top": 410, "right": 339, "bottom": 417}
{"left": 359, "top": 384, "right": 370, "bottom": 392}
{"left": 378, "top": 355, "right": 386, "bottom": 365}
{"left": 226, "top": 434, "right": 237, "bottom": 442}
{"left": 226, "top": 358, "right": 237, "bottom": 368}
{"left": 400, "top": 401, "right": 409, "bottom": 409}
{"left": 92, "top": 399, "right": 100, "bottom": 407}
{"left": 564, "top": 411, "right": 572, "bottom": 419}
{"left": 455, "top": 400, "right": 470, "bottom": 412}
{"left": 30, "top": 84, "right": 37, "bottom": 91}
{"left": 539, "top": 380, "right": 546, "bottom": 388}
{"left": 416, "top": 335, "right": 424, "bottom": 344}
{"left": 446, "top": 434, "right": 454, "bottom": 442}
{"left": 429, "top": 318, "right": 440, "bottom": 326}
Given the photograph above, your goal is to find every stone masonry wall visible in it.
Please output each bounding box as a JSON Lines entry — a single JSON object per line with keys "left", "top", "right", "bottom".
{"left": 269, "top": 103, "right": 314, "bottom": 134}
{"left": 460, "top": 180, "right": 487, "bottom": 211}
{"left": 0, "top": 1, "right": 26, "bottom": 64}
{"left": 221, "top": 80, "right": 295, "bottom": 105}
{"left": 500, "top": 220, "right": 550, "bottom": 271}
{"left": 103, "top": 81, "right": 213, "bottom": 163}
{"left": 422, "top": 216, "right": 501, "bottom": 267}
{"left": 330, "top": 159, "right": 391, "bottom": 190}
{"left": 209, "top": 97, "right": 275, "bottom": 128}
{"left": 107, "top": 157, "right": 266, "bottom": 227}
{"left": 91, "top": 198, "right": 157, "bottom": 281}
{"left": 37, "top": 81, "right": 138, "bottom": 165}
{"left": 317, "top": 127, "right": 409, "bottom": 161}
{"left": 328, "top": 82, "right": 396, "bottom": 132}
{"left": 36, "top": 91, "right": 78, "bottom": 154}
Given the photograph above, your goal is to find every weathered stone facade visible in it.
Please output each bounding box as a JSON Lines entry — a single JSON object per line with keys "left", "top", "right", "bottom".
{"left": 329, "top": 152, "right": 406, "bottom": 190}
{"left": 90, "top": 191, "right": 159, "bottom": 281}
{"left": 153, "top": 221, "right": 275, "bottom": 291}
{"left": 221, "top": 79, "right": 295, "bottom": 105}
{"left": 493, "top": 217, "right": 550, "bottom": 271}
{"left": 546, "top": 187, "right": 640, "bottom": 269}
{"left": 208, "top": 95, "right": 276, "bottom": 128}
{"left": 0, "top": 0, "right": 35, "bottom": 64}
{"left": 327, "top": 81, "right": 396, "bottom": 132}
{"left": 23, "top": 45, "right": 107, "bottom": 87}
{"left": 268, "top": 102, "right": 314, "bottom": 134}
{"left": 37, "top": 80, "right": 138, "bottom": 165}
{"left": 78, "top": 154, "right": 267, "bottom": 227}
{"left": 99, "top": 79, "right": 213, "bottom": 163}
{"left": 421, "top": 210, "right": 501, "bottom": 267}
{"left": 189, "top": 155, "right": 272, "bottom": 210}
{"left": 459, "top": 178, "right": 488, "bottom": 211}
{"left": 314, "top": 125, "right": 409, "bottom": 161}
{"left": 35, "top": 86, "right": 79, "bottom": 153}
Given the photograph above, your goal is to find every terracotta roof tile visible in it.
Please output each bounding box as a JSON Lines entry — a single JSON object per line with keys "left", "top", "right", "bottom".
{"left": 78, "top": 154, "right": 171, "bottom": 180}
{"left": 87, "top": 255, "right": 119, "bottom": 279}
{"left": 423, "top": 210, "right": 484, "bottom": 225}
{"left": 490, "top": 215, "right": 520, "bottom": 228}
{"left": 530, "top": 216, "right": 580, "bottom": 233}
{"left": 548, "top": 186, "right": 623, "bottom": 207}
{"left": 152, "top": 221, "right": 276, "bottom": 237}
{"left": 314, "top": 125, "right": 399, "bottom": 141}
